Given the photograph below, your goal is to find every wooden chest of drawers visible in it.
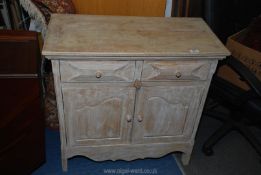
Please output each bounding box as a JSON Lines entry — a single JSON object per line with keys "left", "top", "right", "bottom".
{"left": 42, "top": 14, "right": 230, "bottom": 171}
{"left": 0, "top": 30, "right": 45, "bottom": 174}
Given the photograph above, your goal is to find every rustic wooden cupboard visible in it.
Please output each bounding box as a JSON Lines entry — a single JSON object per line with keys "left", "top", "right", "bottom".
{"left": 42, "top": 14, "right": 230, "bottom": 171}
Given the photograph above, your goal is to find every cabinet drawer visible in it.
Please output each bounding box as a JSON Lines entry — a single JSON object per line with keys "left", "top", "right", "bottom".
{"left": 60, "top": 61, "right": 135, "bottom": 82}
{"left": 141, "top": 61, "right": 210, "bottom": 81}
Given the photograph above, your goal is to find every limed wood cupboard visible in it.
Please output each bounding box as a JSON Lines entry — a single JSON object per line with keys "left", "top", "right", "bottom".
{"left": 42, "top": 14, "right": 230, "bottom": 171}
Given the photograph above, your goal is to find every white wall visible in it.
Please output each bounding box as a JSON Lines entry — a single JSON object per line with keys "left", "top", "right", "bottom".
{"left": 165, "top": 0, "right": 172, "bottom": 17}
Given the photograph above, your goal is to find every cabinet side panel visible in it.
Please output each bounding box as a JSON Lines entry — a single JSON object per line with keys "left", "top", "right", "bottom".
{"left": 190, "top": 60, "right": 218, "bottom": 139}
{"left": 51, "top": 60, "right": 68, "bottom": 158}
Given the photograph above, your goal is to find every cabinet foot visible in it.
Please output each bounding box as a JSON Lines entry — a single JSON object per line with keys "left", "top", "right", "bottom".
{"left": 181, "top": 149, "right": 192, "bottom": 165}
{"left": 62, "top": 157, "right": 68, "bottom": 172}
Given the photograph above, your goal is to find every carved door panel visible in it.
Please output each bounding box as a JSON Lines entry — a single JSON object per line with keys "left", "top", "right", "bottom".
{"left": 62, "top": 85, "right": 135, "bottom": 146}
{"left": 132, "top": 85, "right": 204, "bottom": 143}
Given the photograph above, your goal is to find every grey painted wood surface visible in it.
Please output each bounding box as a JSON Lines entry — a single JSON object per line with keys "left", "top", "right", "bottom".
{"left": 43, "top": 14, "right": 229, "bottom": 58}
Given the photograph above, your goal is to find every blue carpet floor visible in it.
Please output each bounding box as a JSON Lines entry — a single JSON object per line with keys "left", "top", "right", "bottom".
{"left": 32, "top": 129, "right": 183, "bottom": 175}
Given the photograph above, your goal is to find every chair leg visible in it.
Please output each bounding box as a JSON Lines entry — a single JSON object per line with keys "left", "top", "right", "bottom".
{"left": 237, "top": 122, "right": 261, "bottom": 157}
{"left": 202, "top": 120, "right": 233, "bottom": 156}
{"left": 203, "top": 110, "right": 228, "bottom": 122}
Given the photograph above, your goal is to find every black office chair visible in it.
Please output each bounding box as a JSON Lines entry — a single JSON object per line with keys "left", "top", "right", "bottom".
{"left": 202, "top": 56, "right": 261, "bottom": 156}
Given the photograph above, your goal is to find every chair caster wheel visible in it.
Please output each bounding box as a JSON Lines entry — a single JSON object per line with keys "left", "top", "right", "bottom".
{"left": 202, "top": 147, "right": 214, "bottom": 156}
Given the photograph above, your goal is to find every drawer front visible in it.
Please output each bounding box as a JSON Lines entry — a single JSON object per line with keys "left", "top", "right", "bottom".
{"left": 60, "top": 61, "right": 135, "bottom": 82}
{"left": 141, "top": 61, "right": 210, "bottom": 81}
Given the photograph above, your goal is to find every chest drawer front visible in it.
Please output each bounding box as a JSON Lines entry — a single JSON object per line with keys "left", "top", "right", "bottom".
{"left": 60, "top": 61, "right": 136, "bottom": 82}
{"left": 141, "top": 61, "right": 211, "bottom": 81}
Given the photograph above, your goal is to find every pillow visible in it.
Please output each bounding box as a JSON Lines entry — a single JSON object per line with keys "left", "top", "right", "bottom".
{"left": 32, "top": 0, "right": 76, "bottom": 23}
{"left": 33, "top": 0, "right": 75, "bottom": 13}
{"left": 19, "top": 0, "right": 76, "bottom": 37}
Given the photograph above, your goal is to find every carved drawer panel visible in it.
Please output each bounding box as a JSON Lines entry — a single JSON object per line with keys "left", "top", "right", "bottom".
{"left": 60, "top": 61, "right": 135, "bottom": 82}
{"left": 141, "top": 61, "right": 211, "bottom": 81}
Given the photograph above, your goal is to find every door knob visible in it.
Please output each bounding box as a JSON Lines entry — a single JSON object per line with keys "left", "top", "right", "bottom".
{"left": 137, "top": 115, "right": 143, "bottom": 122}
{"left": 126, "top": 115, "right": 132, "bottom": 122}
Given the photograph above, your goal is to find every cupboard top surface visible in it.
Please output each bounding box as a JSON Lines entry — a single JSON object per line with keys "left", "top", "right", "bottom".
{"left": 42, "top": 14, "right": 230, "bottom": 59}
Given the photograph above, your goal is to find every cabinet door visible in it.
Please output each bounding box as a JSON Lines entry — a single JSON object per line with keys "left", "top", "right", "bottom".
{"left": 132, "top": 85, "right": 204, "bottom": 143}
{"left": 62, "top": 85, "right": 135, "bottom": 146}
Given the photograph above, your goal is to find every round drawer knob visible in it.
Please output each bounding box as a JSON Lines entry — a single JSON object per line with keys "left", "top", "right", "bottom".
{"left": 96, "top": 71, "right": 102, "bottom": 78}
{"left": 176, "top": 72, "right": 182, "bottom": 78}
